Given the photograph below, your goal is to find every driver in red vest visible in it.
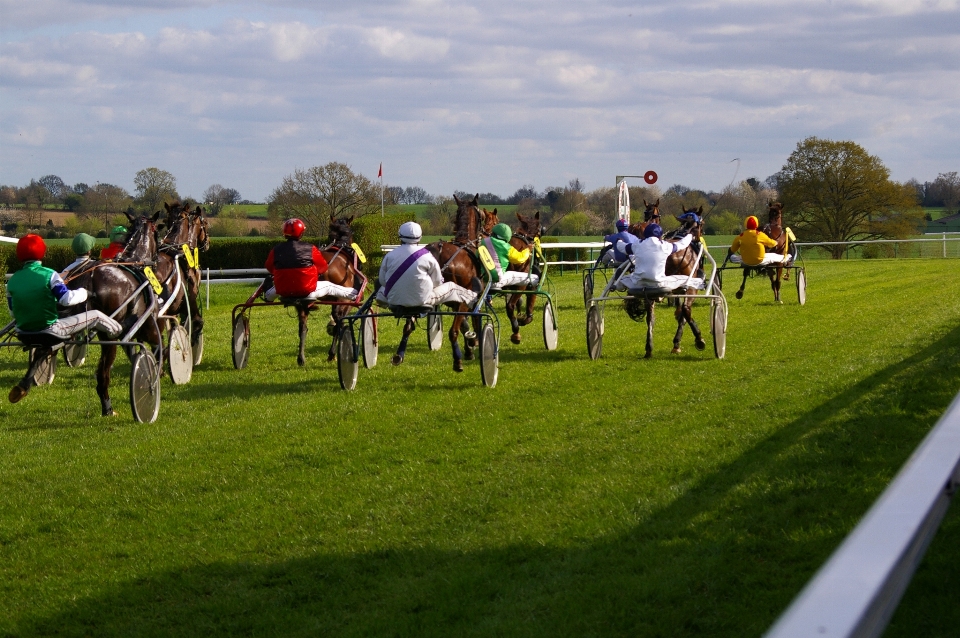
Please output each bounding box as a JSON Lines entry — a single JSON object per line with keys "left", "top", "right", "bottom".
{"left": 263, "top": 218, "right": 357, "bottom": 301}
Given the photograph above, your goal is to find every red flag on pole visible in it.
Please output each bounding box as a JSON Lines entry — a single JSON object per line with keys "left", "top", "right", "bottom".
{"left": 378, "top": 163, "right": 382, "bottom": 178}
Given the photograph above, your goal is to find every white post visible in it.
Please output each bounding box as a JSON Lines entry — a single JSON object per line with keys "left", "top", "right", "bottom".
{"left": 943, "top": 233, "right": 947, "bottom": 259}
{"left": 205, "top": 267, "right": 210, "bottom": 310}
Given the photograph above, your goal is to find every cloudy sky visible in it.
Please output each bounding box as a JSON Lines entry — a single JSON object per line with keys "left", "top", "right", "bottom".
{"left": 1, "top": 0, "right": 958, "bottom": 202}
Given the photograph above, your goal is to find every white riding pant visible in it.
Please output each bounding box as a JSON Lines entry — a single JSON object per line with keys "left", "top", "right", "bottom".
{"left": 494, "top": 271, "right": 539, "bottom": 289}
{"left": 33, "top": 311, "right": 122, "bottom": 339}
{"left": 265, "top": 281, "right": 357, "bottom": 302}
{"left": 426, "top": 282, "right": 477, "bottom": 307}
{"left": 758, "top": 253, "right": 788, "bottom": 266}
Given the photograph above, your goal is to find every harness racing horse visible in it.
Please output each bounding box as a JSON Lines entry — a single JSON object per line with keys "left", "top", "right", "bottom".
{"left": 626, "top": 198, "right": 662, "bottom": 240}
{"left": 70, "top": 211, "right": 164, "bottom": 416}
{"left": 503, "top": 211, "right": 542, "bottom": 344}
{"left": 733, "top": 201, "right": 791, "bottom": 303}
{"left": 624, "top": 207, "right": 708, "bottom": 358}
{"left": 390, "top": 194, "right": 485, "bottom": 371}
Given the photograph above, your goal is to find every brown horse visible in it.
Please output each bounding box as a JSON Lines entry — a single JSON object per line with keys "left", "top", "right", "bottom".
{"left": 71, "top": 211, "right": 164, "bottom": 416}
{"left": 626, "top": 199, "right": 662, "bottom": 240}
{"left": 503, "top": 211, "right": 542, "bottom": 344}
{"left": 734, "top": 201, "right": 792, "bottom": 303}
{"left": 624, "top": 207, "right": 707, "bottom": 358}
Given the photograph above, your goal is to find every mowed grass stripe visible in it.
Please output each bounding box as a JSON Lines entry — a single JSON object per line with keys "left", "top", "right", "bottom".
{"left": 1, "top": 259, "right": 959, "bottom": 636}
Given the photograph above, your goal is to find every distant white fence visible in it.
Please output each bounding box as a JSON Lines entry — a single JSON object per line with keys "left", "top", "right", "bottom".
{"left": 766, "top": 391, "right": 960, "bottom": 637}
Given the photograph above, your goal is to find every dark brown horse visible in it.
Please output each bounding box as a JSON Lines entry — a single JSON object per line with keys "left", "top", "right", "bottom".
{"left": 734, "top": 201, "right": 792, "bottom": 303}
{"left": 624, "top": 207, "right": 707, "bottom": 358}
{"left": 503, "top": 211, "right": 542, "bottom": 344}
{"left": 71, "top": 211, "right": 164, "bottom": 416}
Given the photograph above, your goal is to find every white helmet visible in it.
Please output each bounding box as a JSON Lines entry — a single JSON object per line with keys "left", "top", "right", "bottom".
{"left": 399, "top": 221, "right": 423, "bottom": 244}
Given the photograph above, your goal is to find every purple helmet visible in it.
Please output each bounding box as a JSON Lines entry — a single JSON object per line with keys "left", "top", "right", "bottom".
{"left": 615, "top": 219, "right": 629, "bottom": 232}
{"left": 643, "top": 223, "right": 663, "bottom": 239}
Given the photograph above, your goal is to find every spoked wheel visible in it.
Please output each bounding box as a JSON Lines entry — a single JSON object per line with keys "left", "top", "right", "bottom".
{"left": 479, "top": 321, "right": 499, "bottom": 388}
{"left": 192, "top": 331, "right": 204, "bottom": 366}
{"left": 712, "top": 299, "right": 728, "bottom": 360}
{"left": 586, "top": 305, "right": 603, "bottom": 360}
{"left": 129, "top": 351, "right": 161, "bottom": 423}
{"left": 63, "top": 339, "right": 87, "bottom": 368}
{"left": 583, "top": 271, "right": 594, "bottom": 308}
{"left": 797, "top": 268, "right": 807, "bottom": 306}
{"left": 361, "top": 313, "right": 378, "bottom": 369}
{"left": 542, "top": 298, "right": 559, "bottom": 351}
{"left": 427, "top": 312, "right": 443, "bottom": 351}
{"left": 30, "top": 348, "right": 57, "bottom": 386}
{"left": 232, "top": 314, "right": 250, "bottom": 370}
{"left": 337, "top": 324, "right": 359, "bottom": 391}
{"left": 168, "top": 325, "right": 193, "bottom": 385}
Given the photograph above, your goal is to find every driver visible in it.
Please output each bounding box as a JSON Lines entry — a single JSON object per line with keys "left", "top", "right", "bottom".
{"left": 376, "top": 221, "right": 477, "bottom": 308}
{"left": 487, "top": 223, "right": 539, "bottom": 288}
{"left": 263, "top": 218, "right": 358, "bottom": 301}
{"left": 99, "top": 225, "right": 128, "bottom": 261}
{"left": 729, "top": 216, "right": 790, "bottom": 266}
{"left": 601, "top": 218, "right": 639, "bottom": 266}
{"left": 615, "top": 223, "right": 702, "bottom": 291}
{"left": 6, "top": 234, "right": 122, "bottom": 404}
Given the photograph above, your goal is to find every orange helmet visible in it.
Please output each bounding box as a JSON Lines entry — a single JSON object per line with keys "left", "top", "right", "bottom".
{"left": 16, "top": 234, "right": 46, "bottom": 262}
{"left": 283, "top": 218, "right": 306, "bottom": 239}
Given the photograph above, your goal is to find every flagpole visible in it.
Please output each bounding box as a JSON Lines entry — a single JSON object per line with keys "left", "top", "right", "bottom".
{"left": 379, "top": 162, "right": 384, "bottom": 217}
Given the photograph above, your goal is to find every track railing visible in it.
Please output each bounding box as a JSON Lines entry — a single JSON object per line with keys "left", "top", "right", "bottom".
{"left": 764, "top": 392, "right": 960, "bottom": 638}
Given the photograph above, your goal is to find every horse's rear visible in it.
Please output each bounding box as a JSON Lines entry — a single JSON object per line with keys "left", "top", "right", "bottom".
{"left": 504, "top": 211, "right": 541, "bottom": 344}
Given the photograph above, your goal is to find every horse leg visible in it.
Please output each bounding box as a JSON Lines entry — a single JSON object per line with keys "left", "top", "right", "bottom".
{"left": 771, "top": 268, "right": 783, "bottom": 304}
{"left": 736, "top": 269, "right": 748, "bottom": 300}
{"left": 327, "top": 306, "right": 345, "bottom": 362}
{"left": 672, "top": 298, "right": 686, "bottom": 354}
{"left": 522, "top": 290, "right": 536, "bottom": 326}
{"left": 450, "top": 314, "right": 465, "bottom": 373}
{"left": 644, "top": 301, "right": 655, "bottom": 359}
{"left": 683, "top": 297, "right": 706, "bottom": 350}
{"left": 505, "top": 294, "right": 521, "bottom": 344}
{"left": 392, "top": 318, "right": 416, "bottom": 366}
{"left": 297, "top": 308, "right": 308, "bottom": 366}
{"left": 96, "top": 343, "right": 119, "bottom": 417}
{"left": 8, "top": 347, "right": 54, "bottom": 403}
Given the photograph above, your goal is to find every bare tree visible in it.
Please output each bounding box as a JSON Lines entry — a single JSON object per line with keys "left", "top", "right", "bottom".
{"left": 83, "top": 183, "right": 133, "bottom": 231}
{"left": 134, "top": 167, "right": 179, "bottom": 213}
{"left": 267, "top": 162, "right": 379, "bottom": 237}
{"left": 930, "top": 172, "right": 960, "bottom": 214}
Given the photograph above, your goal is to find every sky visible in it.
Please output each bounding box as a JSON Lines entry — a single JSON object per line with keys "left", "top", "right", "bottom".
{"left": 1, "top": 0, "right": 958, "bottom": 203}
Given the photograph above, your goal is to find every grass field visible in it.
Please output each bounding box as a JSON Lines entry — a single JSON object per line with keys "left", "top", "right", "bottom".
{"left": 1, "top": 261, "right": 959, "bottom": 636}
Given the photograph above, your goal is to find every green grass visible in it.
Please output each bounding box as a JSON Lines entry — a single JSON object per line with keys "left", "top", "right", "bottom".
{"left": 1, "top": 261, "right": 960, "bottom": 636}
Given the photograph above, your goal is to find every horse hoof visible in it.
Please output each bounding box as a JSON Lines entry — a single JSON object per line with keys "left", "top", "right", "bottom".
{"left": 8, "top": 385, "right": 27, "bottom": 404}
{"left": 297, "top": 357, "right": 305, "bottom": 367}
{"left": 735, "top": 290, "right": 743, "bottom": 300}
{"left": 644, "top": 352, "right": 653, "bottom": 359}
{"left": 671, "top": 347, "right": 681, "bottom": 354}
{"left": 510, "top": 333, "right": 521, "bottom": 344}
{"left": 102, "top": 410, "right": 118, "bottom": 418}
{"left": 326, "top": 324, "right": 337, "bottom": 337}
{"left": 776, "top": 300, "right": 783, "bottom": 305}
{"left": 464, "top": 351, "right": 475, "bottom": 361}
{"left": 327, "top": 352, "right": 335, "bottom": 363}
{"left": 453, "top": 361, "right": 464, "bottom": 373}
{"left": 696, "top": 339, "right": 706, "bottom": 351}
{"left": 392, "top": 355, "right": 403, "bottom": 366}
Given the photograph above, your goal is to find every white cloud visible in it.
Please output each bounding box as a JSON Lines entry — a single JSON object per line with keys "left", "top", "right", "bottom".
{"left": 363, "top": 26, "right": 450, "bottom": 62}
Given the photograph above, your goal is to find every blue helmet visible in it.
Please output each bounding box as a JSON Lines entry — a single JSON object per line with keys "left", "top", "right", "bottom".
{"left": 615, "top": 219, "right": 629, "bottom": 232}
{"left": 643, "top": 223, "right": 663, "bottom": 239}
{"left": 677, "top": 211, "right": 701, "bottom": 225}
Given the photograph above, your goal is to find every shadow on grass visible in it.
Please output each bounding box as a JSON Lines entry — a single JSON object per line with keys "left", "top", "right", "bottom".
{"left": 17, "top": 325, "right": 960, "bottom": 637}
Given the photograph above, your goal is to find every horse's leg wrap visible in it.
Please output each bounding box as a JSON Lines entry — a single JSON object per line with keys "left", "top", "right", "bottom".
{"left": 297, "top": 312, "right": 308, "bottom": 367}
{"left": 645, "top": 302, "right": 655, "bottom": 358}
{"left": 452, "top": 340, "right": 463, "bottom": 372}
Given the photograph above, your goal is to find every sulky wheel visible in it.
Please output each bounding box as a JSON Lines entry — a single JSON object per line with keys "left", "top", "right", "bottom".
{"left": 192, "top": 331, "right": 204, "bottom": 366}
{"left": 231, "top": 314, "right": 250, "bottom": 370}
{"left": 583, "top": 271, "right": 594, "bottom": 308}
{"left": 337, "top": 324, "right": 359, "bottom": 390}
{"left": 586, "top": 304, "right": 603, "bottom": 360}
{"left": 168, "top": 325, "right": 193, "bottom": 385}
{"left": 361, "top": 313, "right": 378, "bottom": 369}
{"left": 30, "top": 348, "right": 57, "bottom": 386}
{"left": 63, "top": 339, "right": 87, "bottom": 368}
{"left": 797, "top": 268, "right": 807, "bottom": 306}
{"left": 129, "top": 350, "right": 161, "bottom": 423}
{"left": 712, "top": 299, "right": 728, "bottom": 360}
{"left": 542, "top": 298, "right": 559, "bottom": 351}
{"left": 479, "top": 321, "right": 499, "bottom": 388}
{"left": 427, "top": 312, "right": 443, "bottom": 351}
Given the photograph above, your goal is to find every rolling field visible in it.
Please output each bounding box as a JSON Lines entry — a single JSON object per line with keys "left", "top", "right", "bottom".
{"left": 1, "top": 260, "right": 959, "bottom": 636}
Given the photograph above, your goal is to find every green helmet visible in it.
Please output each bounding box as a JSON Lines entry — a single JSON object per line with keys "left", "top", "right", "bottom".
{"left": 71, "top": 233, "right": 95, "bottom": 255}
{"left": 492, "top": 223, "right": 512, "bottom": 242}
{"left": 110, "top": 225, "right": 128, "bottom": 243}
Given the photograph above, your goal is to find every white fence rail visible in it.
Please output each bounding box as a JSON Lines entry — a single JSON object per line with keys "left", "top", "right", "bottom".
{"left": 765, "top": 392, "right": 960, "bottom": 637}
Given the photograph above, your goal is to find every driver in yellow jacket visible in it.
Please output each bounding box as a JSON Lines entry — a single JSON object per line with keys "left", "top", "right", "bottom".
{"left": 728, "top": 216, "right": 788, "bottom": 266}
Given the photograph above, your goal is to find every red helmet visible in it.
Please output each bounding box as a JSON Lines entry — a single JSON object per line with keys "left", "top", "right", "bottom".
{"left": 283, "top": 218, "right": 306, "bottom": 239}
{"left": 16, "top": 234, "right": 46, "bottom": 262}
{"left": 745, "top": 216, "right": 759, "bottom": 230}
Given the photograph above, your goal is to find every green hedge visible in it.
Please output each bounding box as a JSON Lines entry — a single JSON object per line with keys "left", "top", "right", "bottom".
{"left": 1, "top": 245, "right": 88, "bottom": 275}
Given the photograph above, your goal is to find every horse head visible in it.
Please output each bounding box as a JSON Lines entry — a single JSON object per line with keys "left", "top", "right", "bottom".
{"left": 452, "top": 193, "right": 481, "bottom": 243}
{"left": 118, "top": 211, "right": 162, "bottom": 263}
{"left": 642, "top": 199, "right": 661, "bottom": 223}
{"left": 161, "top": 202, "right": 191, "bottom": 248}
{"left": 515, "top": 211, "right": 541, "bottom": 240}
{"left": 677, "top": 206, "right": 704, "bottom": 239}
{"left": 767, "top": 201, "right": 784, "bottom": 229}
{"left": 481, "top": 208, "right": 499, "bottom": 236}
{"left": 326, "top": 214, "right": 355, "bottom": 247}
{"left": 189, "top": 205, "right": 211, "bottom": 252}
